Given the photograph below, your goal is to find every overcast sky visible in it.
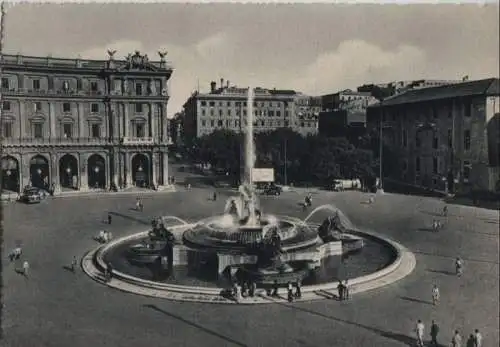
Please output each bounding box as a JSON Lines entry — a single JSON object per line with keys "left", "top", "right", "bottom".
{"left": 3, "top": 3, "right": 499, "bottom": 116}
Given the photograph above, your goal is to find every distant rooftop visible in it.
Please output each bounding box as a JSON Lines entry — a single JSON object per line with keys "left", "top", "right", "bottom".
{"left": 372, "top": 78, "right": 499, "bottom": 107}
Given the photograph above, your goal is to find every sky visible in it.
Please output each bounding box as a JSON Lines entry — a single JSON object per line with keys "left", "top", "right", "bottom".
{"left": 3, "top": 3, "right": 499, "bottom": 117}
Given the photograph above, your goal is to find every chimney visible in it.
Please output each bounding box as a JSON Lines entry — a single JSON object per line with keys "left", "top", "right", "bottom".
{"left": 220, "top": 78, "right": 224, "bottom": 89}
{"left": 210, "top": 81, "right": 216, "bottom": 93}
{"left": 226, "top": 80, "right": 230, "bottom": 88}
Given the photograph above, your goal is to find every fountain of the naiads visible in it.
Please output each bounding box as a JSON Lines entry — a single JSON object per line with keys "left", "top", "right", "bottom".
{"left": 85, "top": 86, "right": 409, "bottom": 299}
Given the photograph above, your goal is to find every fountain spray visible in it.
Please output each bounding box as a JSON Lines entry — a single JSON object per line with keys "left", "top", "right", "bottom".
{"left": 243, "top": 86, "right": 258, "bottom": 227}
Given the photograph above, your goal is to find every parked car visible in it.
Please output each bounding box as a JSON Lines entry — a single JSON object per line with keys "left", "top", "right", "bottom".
{"left": 20, "top": 187, "right": 47, "bottom": 204}
{"left": 264, "top": 184, "right": 282, "bottom": 196}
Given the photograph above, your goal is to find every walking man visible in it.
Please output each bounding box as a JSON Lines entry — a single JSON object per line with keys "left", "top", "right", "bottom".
{"left": 295, "top": 280, "right": 302, "bottom": 299}
{"left": 344, "top": 280, "right": 350, "bottom": 300}
{"left": 456, "top": 257, "right": 464, "bottom": 277}
{"left": 337, "top": 281, "right": 344, "bottom": 301}
{"left": 287, "top": 282, "right": 294, "bottom": 302}
{"left": 430, "top": 320, "right": 439, "bottom": 346}
{"left": 415, "top": 320, "right": 425, "bottom": 347}
{"left": 442, "top": 205, "right": 448, "bottom": 217}
{"left": 432, "top": 284, "right": 440, "bottom": 305}
{"left": 70, "top": 256, "right": 78, "bottom": 272}
{"left": 14, "top": 245, "right": 22, "bottom": 260}
{"left": 22, "top": 260, "right": 30, "bottom": 277}
{"left": 108, "top": 213, "right": 112, "bottom": 225}
{"left": 452, "top": 330, "right": 462, "bottom": 347}
{"left": 474, "top": 329, "right": 482, "bottom": 347}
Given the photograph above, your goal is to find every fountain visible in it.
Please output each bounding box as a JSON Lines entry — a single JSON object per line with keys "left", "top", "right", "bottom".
{"left": 113, "top": 87, "right": 368, "bottom": 286}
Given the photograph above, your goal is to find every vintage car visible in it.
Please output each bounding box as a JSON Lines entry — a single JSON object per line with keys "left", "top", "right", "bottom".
{"left": 263, "top": 184, "right": 282, "bottom": 196}
{"left": 20, "top": 187, "right": 47, "bottom": 204}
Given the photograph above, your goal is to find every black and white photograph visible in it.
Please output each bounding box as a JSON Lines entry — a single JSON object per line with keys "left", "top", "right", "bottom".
{"left": 0, "top": 1, "right": 498, "bottom": 346}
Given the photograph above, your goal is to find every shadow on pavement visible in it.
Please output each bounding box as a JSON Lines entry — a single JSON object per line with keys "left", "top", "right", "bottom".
{"left": 419, "top": 210, "right": 444, "bottom": 217}
{"left": 398, "top": 296, "right": 430, "bottom": 305}
{"left": 417, "top": 227, "right": 436, "bottom": 233}
{"left": 426, "top": 269, "right": 455, "bottom": 276}
{"left": 261, "top": 298, "right": 416, "bottom": 346}
{"left": 61, "top": 265, "right": 75, "bottom": 273}
{"left": 143, "top": 304, "right": 248, "bottom": 347}
{"left": 108, "top": 211, "right": 150, "bottom": 226}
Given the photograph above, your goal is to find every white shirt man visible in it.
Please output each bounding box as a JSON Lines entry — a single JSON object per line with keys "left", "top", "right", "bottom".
{"left": 474, "top": 329, "right": 482, "bottom": 347}
{"left": 452, "top": 330, "right": 462, "bottom": 347}
{"left": 415, "top": 320, "right": 425, "bottom": 346}
{"left": 432, "top": 285, "right": 440, "bottom": 305}
{"left": 22, "top": 260, "right": 30, "bottom": 276}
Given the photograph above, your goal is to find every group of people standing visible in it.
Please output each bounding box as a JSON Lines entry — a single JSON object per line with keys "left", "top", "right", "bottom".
{"left": 416, "top": 319, "right": 482, "bottom": 347}
{"left": 231, "top": 279, "right": 303, "bottom": 303}
{"left": 337, "top": 280, "right": 350, "bottom": 301}
{"left": 8, "top": 245, "right": 30, "bottom": 277}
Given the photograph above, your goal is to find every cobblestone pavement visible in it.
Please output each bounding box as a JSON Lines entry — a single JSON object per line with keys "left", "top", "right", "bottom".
{"left": 2, "top": 188, "right": 498, "bottom": 347}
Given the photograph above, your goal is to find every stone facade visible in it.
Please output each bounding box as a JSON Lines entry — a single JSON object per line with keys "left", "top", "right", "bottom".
{"left": 181, "top": 80, "right": 320, "bottom": 142}
{"left": 1, "top": 52, "right": 173, "bottom": 194}
{"left": 366, "top": 78, "right": 499, "bottom": 192}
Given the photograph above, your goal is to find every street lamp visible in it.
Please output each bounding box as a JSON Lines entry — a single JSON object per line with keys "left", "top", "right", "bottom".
{"left": 37, "top": 168, "right": 42, "bottom": 175}
{"left": 138, "top": 165, "right": 143, "bottom": 172}
{"left": 6, "top": 169, "right": 11, "bottom": 176}
{"left": 94, "top": 166, "right": 100, "bottom": 173}
{"left": 66, "top": 167, "right": 71, "bottom": 174}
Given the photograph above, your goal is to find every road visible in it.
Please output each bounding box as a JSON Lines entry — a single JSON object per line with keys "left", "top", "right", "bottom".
{"left": 2, "top": 188, "right": 498, "bottom": 347}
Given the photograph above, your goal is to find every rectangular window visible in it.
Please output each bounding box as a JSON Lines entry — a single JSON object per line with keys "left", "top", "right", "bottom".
{"left": 135, "top": 83, "right": 143, "bottom": 96}
{"left": 62, "top": 102, "right": 71, "bottom": 113}
{"left": 210, "top": 120, "right": 215, "bottom": 127}
{"left": 136, "top": 123, "right": 145, "bottom": 138}
{"left": 447, "top": 129, "right": 453, "bottom": 148}
{"left": 416, "top": 134, "right": 421, "bottom": 148}
{"left": 209, "top": 101, "right": 215, "bottom": 107}
{"left": 91, "top": 124, "right": 101, "bottom": 138}
{"left": 219, "top": 109, "right": 223, "bottom": 117}
{"left": 2, "top": 101, "right": 11, "bottom": 111}
{"left": 269, "top": 110, "right": 275, "bottom": 117}
{"left": 464, "top": 130, "right": 471, "bottom": 150}
{"left": 217, "top": 120, "right": 223, "bottom": 127}
{"left": 284, "top": 120, "right": 289, "bottom": 127}
{"left": 91, "top": 103, "right": 99, "bottom": 113}
{"left": 34, "top": 102, "right": 42, "bottom": 112}
{"left": 63, "top": 123, "right": 73, "bottom": 138}
{"left": 432, "top": 135, "right": 438, "bottom": 149}
{"left": 32, "top": 79, "right": 41, "bottom": 90}
{"left": 277, "top": 111, "right": 281, "bottom": 118}
{"left": 2, "top": 122, "right": 12, "bottom": 138}
{"left": 227, "top": 101, "right": 231, "bottom": 107}
{"left": 1, "top": 77, "right": 9, "bottom": 89}
{"left": 227, "top": 109, "right": 232, "bottom": 117}
{"left": 433, "top": 157, "right": 438, "bottom": 174}
{"left": 201, "top": 109, "right": 206, "bottom": 116}
{"left": 33, "top": 123, "right": 43, "bottom": 138}
{"left": 201, "top": 101, "right": 207, "bottom": 107}
{"left": 90, "top": 81, "right": 98, "bottom": 92}
{"left": 201, "top": 120, "right": 206, "bottom": 126}
{"left": 113, "top": 79, "right": 121, "bottom": 92}
{"left": 415, "top": 157, "right": 421, "bottom": 172}
{"left": 402, "top": 130, "right": 408, "bottom": 147}
{"left": 463, "top": 161, "right": 471, "bottom": 181}
{"left": 135, "top": 103, "right": 143, "bottom": 113}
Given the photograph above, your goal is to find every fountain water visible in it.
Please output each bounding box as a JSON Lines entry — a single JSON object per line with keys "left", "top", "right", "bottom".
{"left": 160, "top": 216, "right": 191, "bottom": 226}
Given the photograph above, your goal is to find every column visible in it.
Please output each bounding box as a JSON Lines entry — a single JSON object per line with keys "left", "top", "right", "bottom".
{"left": 125, "top": 152, "right": 132, "bottom": 187}
{"left": 49, "top": 102, "right": 56, "bottom": 139}
{"left": 162, "top": 104, "right": 168, "bottom": 141}
{"left": 79, "top": 153, "right": 88, "bottom": 191}
{"left": 113, "top": 149, "right": 120, "bottom": 188}
{"left": 106, "top": 153, "right": 112, "bottom": 189}
{"left": 123, "top": 103, "right": 129, "bottom": 138}
{"left": 20, "top": 155, "right": 30, "bottom": 190}
{"left": 51, "top": 153, "right": 61, "bottom": 192}
{"left": 150, "top": 103, "right": 156, "bottom": 139}
{"left": 19, "top": 101, "right": 26, "bottom": 139}
{"left": 152, "top": 152, "right": 158, "bottom": 187}
{"left": 78, "top": 102, "right": 85, "bottom": 138}
{"left": 162, "top": 152, "right": 169, "bottom": 185}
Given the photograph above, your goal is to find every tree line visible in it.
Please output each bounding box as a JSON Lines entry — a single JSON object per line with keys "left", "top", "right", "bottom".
{"left": 181, "top": 128, "right": 401, "bottom": 188}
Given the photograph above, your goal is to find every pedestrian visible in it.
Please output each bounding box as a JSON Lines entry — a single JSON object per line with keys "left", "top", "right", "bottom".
{"left": 442, "top": 205, "right": 448, "bottom": 217}
{"left": 136, "top": 197, "right": 141, "bottom": 211}
{"left": 70, "top": 256, "right": 78, "bottom": 272}
{"left": 14, "top": 246, "right": 22, "bottom": 260}
{"left": 139, "top": 199, "right": 144, "bottom": 212}
{"left": 249, "top": 281, "right": 256, "bottom": 297}
{"left": 295, "top": 280, "right": 302, "bottom": 299}
{"left": 432, "top": 284, "right": 440, "bottom": 305}
{"left": 452, "top": 330, "right": 462, "bottom": 347}
{"left": 235, "top": 284, "right": 242, "bottom": 303}
{"left": 22, "top": 260, "right": 30, "bottom": 277}
{"left": 430, "top": 320, "right": 439, "bottom": 346}
{"left": 466, "top": 334, "right": 475, "bottom": 347}
{"left": 271, "top": 280, "right": 279, "bottom": 297}
{"left": 187, "top": 183, "right": 191, "bottom": 190}
{"left": 337, "top": 281, "right": 344, "bottom": 301}
{"left": 415, "top": 320, "right": 425, "bottom": 347}
{"left": 474, "top": 329, "right": 482, "bottom": 347}
{"left": 287, "top": 282, "right": 294, "bottom": 302}
{"left": 456, "top": 257, "right": 464, "bottom": 277}
{"left": 108, "top": 213, "right": 112, "bottom": 225}
{"left": 213, "top": 192, "right": 217, "bottom": 201}
{"left": 344, "top": 280, "right": 350, "bottom": 300}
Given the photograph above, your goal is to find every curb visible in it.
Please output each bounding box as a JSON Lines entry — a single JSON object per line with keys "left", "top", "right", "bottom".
{"left": 82, "top": 224, "right": 416, "bottom": 305}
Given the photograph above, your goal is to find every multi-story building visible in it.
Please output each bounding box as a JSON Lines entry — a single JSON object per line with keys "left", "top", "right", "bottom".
{"left": 366, "top": 78, "right": 499, "bottom": 193}
{"left": 181, "top": 79, "right": 319, "bottom": 142}
{"left": 1, "top": 51, "right": 173, "bottom": 194}
{"left": 358, "top": 79, "right": 462, "bottom": 99}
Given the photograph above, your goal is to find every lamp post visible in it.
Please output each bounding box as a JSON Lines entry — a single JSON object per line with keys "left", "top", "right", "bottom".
{"left": 66, "top": 167, "right": 71, "bottom": 188}
{"left": 378, "top": 115, "right": 393, "bottom": 192}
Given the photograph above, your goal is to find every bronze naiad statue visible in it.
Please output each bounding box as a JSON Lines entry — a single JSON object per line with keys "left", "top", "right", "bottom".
{"left": 318, "top": 215, "right": 340, "bottom": 243}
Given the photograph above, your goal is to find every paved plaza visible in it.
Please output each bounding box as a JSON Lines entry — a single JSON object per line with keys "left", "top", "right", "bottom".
{"left": 2, "top": 188, "right": 499, "bottom": 347}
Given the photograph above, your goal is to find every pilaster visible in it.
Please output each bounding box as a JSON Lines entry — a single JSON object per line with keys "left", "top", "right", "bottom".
{"left": 124, "top": 103, "right": 130, "bottom": 138}
{"left": 51, "top": 153, "right": 61, "bottom": 192}
{"left": 19, "top": 101, "right": 26, "bottom": 139}
{"left": 150, "top": 103, "right": 156, "bottom": 139}
{"left": 152, "top": 151, "right": 158, "bottom": 187}
{"left": 49, "top": 102, "right": 56, "bottom": 139}
{"left": 162, "top": 152, "right": 169, "bottom": 186}
{"left": 78, "top": 102, "right": 85, "bottom": 138}
{"left": 125, "top": 152, "right": 132, "bottom": 187}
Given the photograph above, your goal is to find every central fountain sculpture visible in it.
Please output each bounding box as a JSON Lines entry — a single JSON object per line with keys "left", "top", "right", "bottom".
{"left": 125, "top": 87, "right": 365, "bottom": 286}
